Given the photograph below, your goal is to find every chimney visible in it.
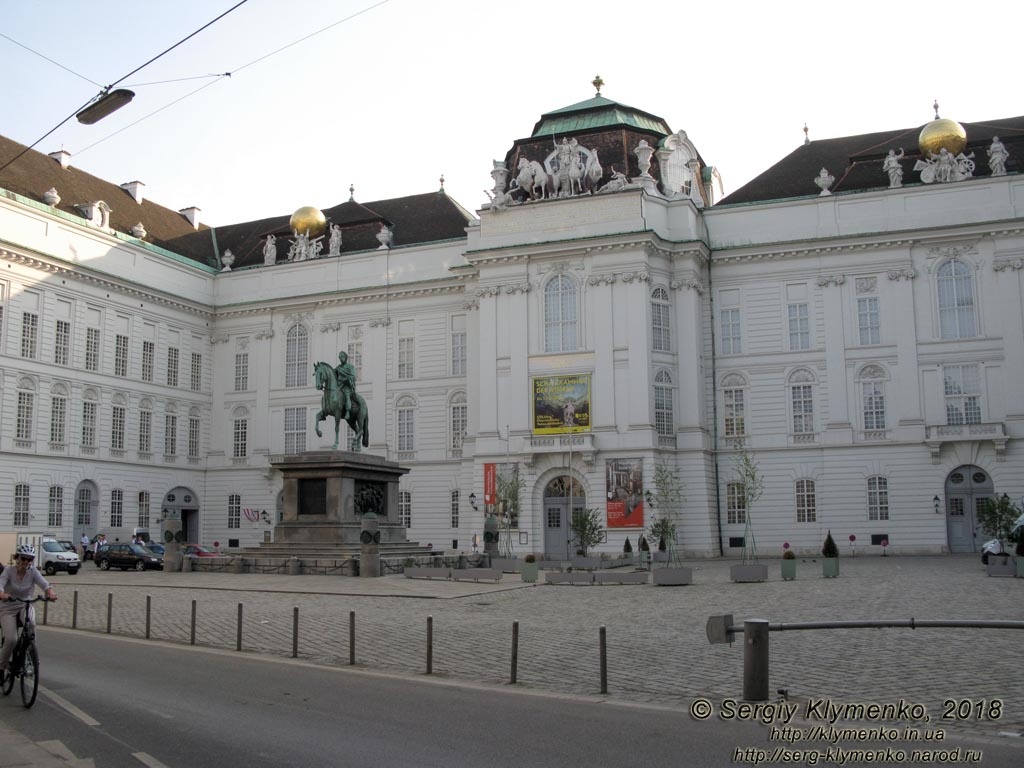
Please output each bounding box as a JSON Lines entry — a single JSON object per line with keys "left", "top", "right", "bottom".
{"left": 48, "top": 150, "right": 72, "bottom": 169}
{"left": 178, "top": 206, "right": 201, "bottom": 229}
{"left": 120, "top": 181, "right": 145, "bottom": 204}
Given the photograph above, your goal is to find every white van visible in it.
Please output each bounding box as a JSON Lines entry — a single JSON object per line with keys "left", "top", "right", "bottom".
{"left": 39, "top": 537, "right": 80, "bottom": 575}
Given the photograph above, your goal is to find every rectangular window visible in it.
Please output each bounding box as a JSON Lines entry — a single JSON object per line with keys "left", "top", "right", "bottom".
{"left": 720, "top": 309, "right": 741, "bottom": 354}
{"left": 857, "top": 297, "right": 880, "bottom": 345}
{"left": 111, "top": 405, "right": 126, "bottom": 451}
{"left": 451, "top": 314, "right": 466, "bottom": 376}
{"left": 450, "top": 490, "right": 460, "bottom": 528}
{"left": 82, "top": 401, "right": 97, "bottom": 447}
{"left": 48, "top": 486, "right": 63, "bottom": 528}
{"left": 139, "top": 411, "right": 152, "bottom": 453}
{"left": 138, "top": 491, "right": 150, "bottom": 529}
{"left": 110, "top": 489, "right": 123, "bottom": 527}
{"left": 944, "top": 364, "right": 982, "bottom": 425}
{"left": 450, "top": 403, "right": 467, "bottom": 451}
{"left": 21, "top": 313, "right": 38, "bottom": 358}
{"left": 285, "top": 407, "right": 307, "bottom": 454}
{"left": 234, "top": 353, "right": 249, "bottom": 391}
{"left": 166, "top": 347, "right": 179, "bottom": 387}
{"left": 85, "top": 327, "right": 100, "bottom": 371}
{"left": 16, "top": 392, "right": 34, "bottom": 441}
{"left": 399, "top": 491, "right": 411, "bottom": 528}
{"left": 398, "top": 408, "right": 414, "bottom": 451}
{"left": 50, "top": 396, "right": 67, "bottom": 443}
{"left": 867, "top": 477, "right": 889, "bottom": 521}
{"left": 189, "top": 417, "right": 200, "bottom": 458}
{"left": 788, "top": 303, "right": 810, "bottom": 350}
{"left": 191, "top": 352, "right": 202, "bottom": 391}
{"left": 795, "top": 479, "right": 816, "bottom": 522}
{"left": 115, "top": 334, "right": 129, "bottom": 376}
{"left": 76, "top": 488, "right": 92, "bottom": 526}
{"left": 724, "top": 388, "right": 745, "bottom": 437}
{"left": 233, "top": 419, "right": 248, "bottom": 459}
{"left": 285, "top": 328, "right": 308, "bottom": 388}
{"left": 14, "top": 484, "right": 30, "bottom": 527}
{"left": 228, "top": 494, "right": 241, "bottom": 529}
{"left": 165, "top": 414, "right": 177, "bottom": 455}
{"left": 654, "top": 385, "right": 673, "bottom": 437}
{"left": 726, "top": 482, "right": 746, "bottom": 525}
{"left": 862, "top": 381, "right": 886, "bottom": 430}
{"left": 142, "top": 340, "right": 155, "bottom": 382}
{"left": 347, "top": 341, "right": 362, "bottom": 381}
{"left": 398, "top": 337, "right": 414, "bottom": 379}
{"left": 55, "top": 319, "right": 71, "bottom": 365}
{"left": 791, "top": 385, "right": 814, "bottom": 433}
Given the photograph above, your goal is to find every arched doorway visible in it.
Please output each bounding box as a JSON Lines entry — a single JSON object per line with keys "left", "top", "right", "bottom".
{"left": 944, "top": 466, "right": 994, "bottom": 553}
{"left": 543, "top": 476, "right": 586, "bottom": 560}
{"left": 162, "top": 486, "right": 201, "bottom": 544}
{"left": 72, "top": 480, "right": 100, "bottom": 544}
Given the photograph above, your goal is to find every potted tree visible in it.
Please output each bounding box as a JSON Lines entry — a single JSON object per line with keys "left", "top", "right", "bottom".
{"left": 520, "top": 553, "right": 539, "bottom": 583}
{"left": 822, "top": 530, "right": 839, "bottom": 578}
{"left": 645, "top": 465, "right": 692, "bottom": 585}
{"left": 569, "top": 507, "right": 603, "bottom": 569}
{"left": 978, "top": 495, "right": 1022, "bottom": 577}
{"left": 781, "top": 542, "right": 797, "bottom": 581}
{"left": 729, "top": 441, "right": 768, "bottom": 582}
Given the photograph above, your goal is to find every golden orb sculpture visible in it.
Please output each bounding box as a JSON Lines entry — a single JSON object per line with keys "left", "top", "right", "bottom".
{"left": 289, "top": 206, "right": 327, "bottom": 238}
{"left": 918, "top": 118, "right": 967, "bottom": 158}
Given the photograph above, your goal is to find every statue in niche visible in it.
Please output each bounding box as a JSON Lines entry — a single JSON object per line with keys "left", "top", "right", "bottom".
{"left": 263, "top": 234, "right": 277, "bottom": 265}
{"left": 882, "top": 148, "right": 905, "bottom": 188}
{"left": 313, "top": 352, "right": 369, "bottom": 450}
{"left": 328, "top": 224, "right": 343, "bottom": 256}
{"left": 987, "top": 136, "right": 1009, "bottom": 176}
{"left": 914, "top": 147, "right": 975, "bottom": 184}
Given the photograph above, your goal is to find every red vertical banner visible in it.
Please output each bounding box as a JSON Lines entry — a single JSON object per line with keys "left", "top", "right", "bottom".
{"left": 483, "top": 463, "right": 497, "bottom": 505}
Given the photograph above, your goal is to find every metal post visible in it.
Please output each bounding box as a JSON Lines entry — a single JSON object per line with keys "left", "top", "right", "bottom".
{"left": 349, "top": 611, "right": 356, "bottom": 666}
{"left": 599, "top": 625, "right": 608, "bottom": 694}
{"left": 236, "top": 603, "right": 243, "bottom": 652}
{"left": 743, "top": 619, "right": 770, "bottom": 701}
{"left": 510, "top": 620, "right": 519, "bottom": 684}
{"left": 292, "top": 606, "right": 299, "bottom": 658}
{"left": 190, "top": 600, "right": 197, "bottom": 645}
{"left": 42, "top": 598, "right": 47, "bottom": 626}
{"left": 72, "top": 590, "right": 78, "bottom": 630}
{"left": 426, "top": 615, "right": 433, "bottom": 674}
{"left": 106, "top": 592, "right": 113, "bottom": 634}
{"left": 145, "top": 596, "right": 151, "bottom": 639}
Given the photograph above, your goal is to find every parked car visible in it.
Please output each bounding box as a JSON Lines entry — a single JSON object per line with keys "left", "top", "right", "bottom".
{"left": 95, "top": 543, "right": 164, "bottom": 571}
{"left": 58, "top": 539, "right": 76, "bottom": 553}
{"left": 40, "top": 538, "right": 80, "bottom": 575}
{"left": 144, "top": 542, "right": 166, "bottom": 556}
{"left": 182, "top": 544, "right": 218, "bottom": 557}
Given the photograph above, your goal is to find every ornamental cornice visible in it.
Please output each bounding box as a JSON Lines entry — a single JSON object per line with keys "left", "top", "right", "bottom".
{"left": 319, "top": 322, "right": 341, "bottom": 332}
{"left": 255, "top": 329, "right": 274, "bottom": 340}
{"left": 621, "top": 270, "right": 650, "bottom": 283}
{"left": 816, "top": 274, "right": 845, "bottom": 288}
{"left": 923, "top": 242, "right": 980, "bottom": 273}
{"left": 0, "top": 247, "right": 213, "bottom": 319}
{"left": 714, "top": 239, "right": 915, "bottom": 265}
{"left": 368, "top": 317, "right": 391, "bottom": 328}
{"left": 309, "top": 282, "right": 466, "bottom": 310}
{"left": 282, "top": 311, "right": 314, "bottom": 328}
{"left": 886, "top": 268, "right": 916, "bottom": 281}
{"left": 502, "top": 282, "right": 530, "bottom": 294}
{"left": 463, "top": 299, "right": 480, "bottom": 311}
{"left": 670, "top": 277, "right": 705, "bottom": 294}
{"left": 586, "top": 273, "right": 617, "bottom": 286}
{"left": 476, "top": 286, "right": 501, "bottom": 298}
{"left": 209, "top": 334, "right": 230, "bottom": 344}
{"left": 993, "top": 259, "right": 1024, "bottom": 272}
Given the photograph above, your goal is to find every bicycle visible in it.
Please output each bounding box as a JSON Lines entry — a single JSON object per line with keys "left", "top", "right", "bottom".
{"left": 1, "top": 596, "right": 50, "bottom": 708}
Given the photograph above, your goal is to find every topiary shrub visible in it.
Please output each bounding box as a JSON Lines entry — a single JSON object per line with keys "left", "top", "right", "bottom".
{"left": 822, "top": 530, "right": 839, "bottom": 558}
{"left": 623, "top": 537, "right": 633, "bottom": 553}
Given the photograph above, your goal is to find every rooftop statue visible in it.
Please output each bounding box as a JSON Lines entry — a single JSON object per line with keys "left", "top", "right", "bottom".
{"left": 883, "top": 148, "right": 904, "bottom": 188}
{"left": 328, "top": 224, "right": 343, "bottom": 256}
{"left": 914, "top": 147, "right": 975, "bottom": 184}
{"left": 263, "top": 234, "right": 277, "bottom": 265}
{"left": 314, "top": 351, "right": 369, "bottom": 450}
{"left": 988, "top": 136, "right": 1009, "bottom": 177}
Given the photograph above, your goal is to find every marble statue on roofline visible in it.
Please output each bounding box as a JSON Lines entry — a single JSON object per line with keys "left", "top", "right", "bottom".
{"left": 914, "top": 148, "right": 975, "bottom": 184}
{"left": 328, "top": 224, "right": 343, "bottom": 256}
{"left": 263, "top": 234, "right": 277, "bottom": 265}
{"left": 988, "top": 136, "right": 1009, "bottom": 177}
{"left": 883, "top": 149, "right": 904, "bottom": 188}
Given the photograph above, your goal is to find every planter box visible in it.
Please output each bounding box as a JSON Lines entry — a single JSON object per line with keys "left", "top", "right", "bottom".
{"left": 405, "top": 567, "right": 451, "bottom": 580}
{"left": 545, "top": 572, "right": 594, "bottom": 585}
{"left": 490, "top": 557, "right": 521, "bottom": 573}
{"left": 822, "top": 558, "right": 840, "bottom": 578}
{"left": 520, "top": 562, "right": 539, "bottom": 582}
{"left": 450, "top": 568, "right": 502, "bottom": 583}
{"left": 986, "top": 557, "right": 1016, "bottom": 578}
{"left": 652, "top": 552, "right": 670, "bottom": 563}
{"left": 594, "top": 571, "right": 649, "bottom": 585}
{"left": 653, "top": 566, "right": 693, "bottom": 586}
{"left": 780, "top": 559, "right": 797, "bottom": 581}
{"left": 730, "top": 564, "right": 768, "bottom": 583}
{"left": 571, "top": 556, "right": 601, "bottom": 570}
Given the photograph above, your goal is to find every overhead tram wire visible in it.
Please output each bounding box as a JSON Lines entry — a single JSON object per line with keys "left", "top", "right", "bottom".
{"left": 0, "top": 0, "right": 251, "bottom": 175}
{"left": 0, "top": 31, "right": 102, "bottom": 87}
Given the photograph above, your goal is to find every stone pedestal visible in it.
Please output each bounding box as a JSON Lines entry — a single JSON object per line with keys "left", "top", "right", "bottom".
{"left": 360, "top": 513, "right": 381, "bottom": 578}
{"left": 483, "top": 514, "right": 499, "bottom": 559}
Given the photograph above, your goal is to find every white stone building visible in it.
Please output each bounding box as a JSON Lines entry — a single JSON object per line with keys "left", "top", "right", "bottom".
{"left": 1, "top": 93, "right": 1021, "bottom": 559}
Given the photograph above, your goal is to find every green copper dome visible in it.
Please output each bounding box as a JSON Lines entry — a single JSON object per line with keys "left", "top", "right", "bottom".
{"left": 531, "top": 95, "right": 671, "bottom": 138}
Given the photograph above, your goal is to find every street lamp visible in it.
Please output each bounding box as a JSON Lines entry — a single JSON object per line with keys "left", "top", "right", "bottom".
{"left": 76, "top": 88, "right": 136, "bottom": 125}
{"left": 468, "top": 493, "right": 478, "bottom": 511}
{"left": 933, "top": 495, "right": 941, "bottom": 514}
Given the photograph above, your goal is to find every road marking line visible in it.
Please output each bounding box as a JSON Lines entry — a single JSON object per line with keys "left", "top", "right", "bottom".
{"left": 39, "top": 685, "right": 100, "bottom": 726}
{"left": 133, "top": 752, "right": 172, "bottom": 768}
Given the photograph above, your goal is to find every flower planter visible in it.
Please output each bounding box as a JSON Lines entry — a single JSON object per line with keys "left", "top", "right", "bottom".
{"left": 986, "top": 556, "right": 1016, "bottom": 578}
{"left": 822, "top": 558, "right": 839, "bottom": 578}
{"left": 780, "top": 559, "right": 797, "bottom": 581}
{"left": 520, "top": 562, "right": 539, "bottom": 583}
{"left": 653, "top": 566, "right": 693, "bottom": 586}
{"left": 730, "top": 564, "right": 768, "bottom": 583}
{"left": 1017, "top": 557, "right": 1024, "bottom": 579}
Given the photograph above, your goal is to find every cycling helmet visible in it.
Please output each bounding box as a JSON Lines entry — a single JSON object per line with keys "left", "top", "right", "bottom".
{"left": 15, "top": 543, "right": 36, "bottom": 560}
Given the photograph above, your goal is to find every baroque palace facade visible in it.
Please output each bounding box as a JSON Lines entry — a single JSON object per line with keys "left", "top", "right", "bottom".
{"left": 1, "top": 91, "right": 1022, "bottom": 558}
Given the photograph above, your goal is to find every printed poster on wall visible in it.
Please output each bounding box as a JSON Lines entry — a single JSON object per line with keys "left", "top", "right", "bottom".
{"left": 483, "top": 463, "right": 497, "bottom": 506}
{"left": 606, "top": 458, "right": 644, "bottom": 528}
{"left": 532, "top": 374, "right": 591, "bottom": 434}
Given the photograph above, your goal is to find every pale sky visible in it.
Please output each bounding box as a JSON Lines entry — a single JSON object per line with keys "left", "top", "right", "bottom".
{"left": 4, "top": 0, "right": 1022, "bottom": 227}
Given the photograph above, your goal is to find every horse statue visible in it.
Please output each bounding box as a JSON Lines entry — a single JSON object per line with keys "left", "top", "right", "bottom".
{"left": 585, "top": 149, "right": 603, "bottom": 193}
{"left": 516, "top": 158, "right": 549, "bottom": 200}
{"left": 313, "top": 361, "right": 369, "bottom": 451}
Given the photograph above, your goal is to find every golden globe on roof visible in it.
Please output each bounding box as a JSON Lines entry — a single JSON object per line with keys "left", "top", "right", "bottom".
{"left": 918, "top": 117, "right": 967, "bottom": 157}
{"left": 289, "top": 206, "right": 326, "bottom": 238}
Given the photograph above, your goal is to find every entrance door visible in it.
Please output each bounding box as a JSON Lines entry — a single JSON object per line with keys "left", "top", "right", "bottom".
{"left": 542, "top": 476, "right": 586, "bottom": 560}
{"left": 945, "top": 466, "right": 993, "bottom": 553}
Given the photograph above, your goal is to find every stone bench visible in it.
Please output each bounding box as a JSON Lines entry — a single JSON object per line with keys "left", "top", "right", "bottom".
{"left": 544, "top": 572, "right": 594, "bottom": 585}
{"left": 449, "top": 568, "right": 502, "bottom": 583}
{"left": 594, "top": 571, "right": 649, "bottom": 585}
{"left": 489, "top": 557, "right": 522, "bottom": 573}
{"left": 405, "top": 567, "right": 451, "bottom": 580}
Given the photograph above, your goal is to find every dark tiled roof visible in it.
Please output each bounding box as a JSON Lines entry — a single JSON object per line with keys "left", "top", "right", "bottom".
{"left": 719, "top": 116, "right": 1024, "bottom": 205}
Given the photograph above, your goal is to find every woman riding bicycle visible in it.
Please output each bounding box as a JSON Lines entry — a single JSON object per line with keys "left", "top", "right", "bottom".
{"left": 0, "top": 544, "right": 57, "bottom": 682}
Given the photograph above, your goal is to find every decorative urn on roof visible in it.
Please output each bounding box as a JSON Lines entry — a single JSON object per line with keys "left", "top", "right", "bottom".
{"left": 289, "top": 206, "right": 327, "bottom": 238}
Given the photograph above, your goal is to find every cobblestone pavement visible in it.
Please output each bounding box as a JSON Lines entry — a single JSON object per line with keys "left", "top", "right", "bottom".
{"left": 41, "top": 554, "right": 1023, "bottom": 741}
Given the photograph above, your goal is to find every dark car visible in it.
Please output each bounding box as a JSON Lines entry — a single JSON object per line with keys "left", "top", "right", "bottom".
{"left": 95, "top": 543, "right": 164, "bottom": 571}
{"left": 144, "top": 542, "right": 165, "bottom": 556}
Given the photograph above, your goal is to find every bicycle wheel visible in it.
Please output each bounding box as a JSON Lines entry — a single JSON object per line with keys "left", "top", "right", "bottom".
{"left": 20, "top": 643, "right": 38, "bottom": 708}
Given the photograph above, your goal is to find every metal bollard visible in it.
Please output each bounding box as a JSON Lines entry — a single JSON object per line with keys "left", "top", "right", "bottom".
{"left": 106, "top": 593, "right": 113, "bottom": 634}
{"left": 190, "top": 600, "right": 197, "bottom": 645}
{"left": 42, "top": 598, "right": 47, "bottom": 626}
{"left": 72, "top": 590, "right": 78, "bottom": 629}
{"left": 349, "top": 611, "right": 356, "bottom": 666}
{"left": 510, "top": 620, "right": 519, "bottom": 684}
{"left": 146, "top": 595, "right": 151, "bottom": 639}
{"left": 236, "top": 603, "right": 243, "bottom": 652}
{"left": 743, "top": 619, "right": 770, "bottom": 701}
{"left": 599, "top": 625, "right": 607, "bottom": 694}
{"left": 292, "top": 606, "right": 299, "bottom": 658}
{"left": 426, "top": 615, "right": 433, "bottom": 674}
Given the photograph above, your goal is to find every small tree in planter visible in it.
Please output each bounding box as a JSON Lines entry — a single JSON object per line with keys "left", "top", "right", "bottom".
{"left": 822, "top": 530, "right": 839, "bottom": 578}
{"left": 644, "top": 462, "right": 686, "bottom": 563}
{"left": 570, "top": 507, "right": 604, "bottom": 557}
{"left": 520, "top": 553, "right": 539, "bottom": 583}
{"left": 638, "top": 532, "right": 651, "bottom": 569}
{"left": 730, "top": 441, "right": 767, "bottom": 582}
{"left": 978, "top": 495, "right": 1021, "bottom": 560}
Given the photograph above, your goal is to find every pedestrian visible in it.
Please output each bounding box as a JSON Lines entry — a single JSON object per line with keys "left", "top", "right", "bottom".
{"left": 93, "top": 534, "right": 106, "bottom": 559}
{"left": 80, "top": 532, "right": 90, "bottom": 560}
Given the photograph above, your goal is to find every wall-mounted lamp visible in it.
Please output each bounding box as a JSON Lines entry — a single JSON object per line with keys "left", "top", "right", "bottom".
{"left": 260, "top": 510, "right": 272, "bottom": 525}
{"left": 933, "top": 495, "right": 941, "bottom": 514}
{"left": 468, "top": 493, "right": 478, "bottom": 511}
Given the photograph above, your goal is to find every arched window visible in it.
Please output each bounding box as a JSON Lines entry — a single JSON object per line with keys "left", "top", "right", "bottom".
{"left": 397, "top": 395, "right": 416, "bottom": 452}
{"left": 787, "top": 369, "right": 816, "bottom": 435}
{"left": 795, "top": 479, "right": 816, "bottom": 522}
{"left": 937, "top": 260, "right": 976, "bottom": 340}
{"left": 285, "top": 324, "right": 309, "bottom": 387}
{"left": 653, "top": 370, "right": 674, "bottom": 437}
{"left": 721, "top": 373, "right": 748, "bottom": 437}
{"left": 651, "top": 286, "right": 671, "bottom": 352}
{"left": 50, "top": 383, "right": 68, "bottom": 444}
{"left": 449, "top": 391, "right": 467, "bottom": 451}
{"left": 111, "top": 393, "right": 126, "bottom": 451}
{"left": 867, "top": 476, "right": 889, "bottom": 520}
{"left": 16, "top": 377, "right": 35, "bottom": 443}
{"left": 14, "top": 484, "right": 30, "bottom": 527}
{"left": 544, "top": 274, "right": 578, "bottom": 353}
{"left": 232, "top": 406, "right": 249, "bottom": 459}
{"left": 858, "top": 364, "right": 887, "bottom": 431}
{"left": 82, "top": 389, "right": 98, "bottom": 449}
{"left": 139, "top": 399, "right": 153, "bottom": 454}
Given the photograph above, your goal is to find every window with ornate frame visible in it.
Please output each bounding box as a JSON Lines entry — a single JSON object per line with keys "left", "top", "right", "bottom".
{"left": 654, "top": 370, "right": 674, "bottom": 437}
{"left": 397, "top": 396, "right": 415, "bottom": 452}
{"left": 48, "top": 486, "right": 63, "bottom": 527}
{"left": 787, "top": 302, "right": 810, "bottom": 350}
{"left": 867, "top": 476, "right": 889, "bottom": 520}
{"left": 110, "top": 489, "right": 123, "bottom": 527}
{"left": 285, "top": 324, "right": 308, "bottom": 388}
{"left": 858, "top": 364, "right": 887, "bottom": 431}
{"left": 788, "top": 369, "right": 816, "bottom": 435}
{"left": 450, "top": 490, "right": 460, "bottom": 528}
{"left": 449, "top": 392, "right": 467, "bottom": 452}
{"left": 233, "top": 407, "right": 248, "bottom": 459}
{"left": 721, "top": 373, "right": 747, "bottom": 437}
{"left": 937, "top": 259, "right": 976, "bottom": 340}
{"left": 720, "top": 308, "right": 741, "bottom": 354}
{"left": 285, "top": 406, "right": 306, "bottom": 454}
{"left": 14, "top": 484, "right": 30, "bottom": 527}
{"left": 651, "top": 286, "right": 671, "bottom": 352}
{"left": 943, "top": 364, "right": 982, "bottom": 425}
{"left": 795, "top": 479, "right": 816, "bottom": 522}
{"left": 544, "top": 274, "right": 578, "bottom": 353}
{"left": 138, "top": 491, "right": 150, "bottom": 529}
{"left": 21, "top": 312, "right": 38, "bottom": 359}
{"left": 50, "top": 386, "right": 68, "bottom": 444}
{"left": 234, "top": 352, "right": 249, "bottom": 391}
